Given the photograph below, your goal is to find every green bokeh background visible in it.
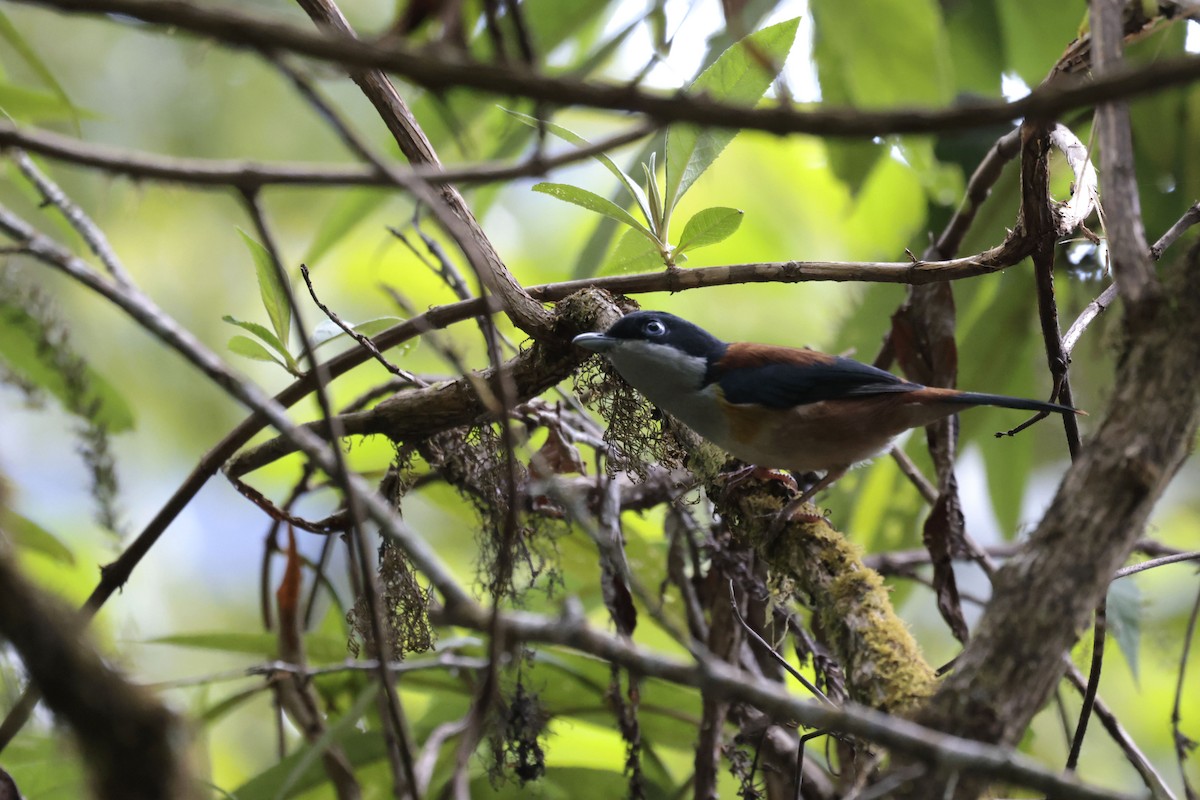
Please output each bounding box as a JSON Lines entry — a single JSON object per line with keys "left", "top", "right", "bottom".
{"left": 0, "top": 0, "right": 1197, "bottom": 796}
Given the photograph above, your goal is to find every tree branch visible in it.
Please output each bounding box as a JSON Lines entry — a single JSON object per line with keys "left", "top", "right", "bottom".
{"left": 0, "top": 118, "right": 655, "bottom": 189}
{"left": 14, "top": 0, "right": 1200, "bottom": 138}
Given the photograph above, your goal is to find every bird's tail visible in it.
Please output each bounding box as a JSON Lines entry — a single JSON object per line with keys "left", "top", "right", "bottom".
{"left": 945, "top": 391, "right": 1083, "bottom": 416}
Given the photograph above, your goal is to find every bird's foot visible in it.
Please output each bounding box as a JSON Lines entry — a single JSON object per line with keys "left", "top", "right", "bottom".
{"left": 720, "top": 465, "right": 798, "bottom": 497}
{"left": 771, "top": 496, "right": 829, "bottom": 531}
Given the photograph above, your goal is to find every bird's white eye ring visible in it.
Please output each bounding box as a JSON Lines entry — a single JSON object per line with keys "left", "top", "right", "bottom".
{"left": 643, "top": 319, "right": 666, "bottom": 336}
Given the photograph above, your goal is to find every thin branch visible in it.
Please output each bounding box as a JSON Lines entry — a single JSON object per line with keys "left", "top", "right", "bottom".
{"left": 0, "top": 203, "right": 474, "bottom": 747}
{"left": 1061, "top": 661, "right": 1177, "bottom": 800}
{"left": 299, "top": 264, "right": 417, "bottom": 382}
{"left": 427, "top": 603, "right": 1139, "bottom": 800}
{"left": 240, "top": 189, "right": 420, "bottom": 799}
{"left": 9, "top": 149, "right": 133, "bottom": 285}
{"left": 1066, "top": 600, "right": 1107, "bottom": 770}
{"left": 1171, "top": 586, "right": 1200, "bottom": 800}
{"left": 294, "top": 0, "right": 551, "bottom": 339}
{"left": 728, "top": 580, "right": 832, "bottom": 706}
{"left": 1149, "top": 201, "right": 1200, "bottom": 260}
{"left": 15, "top": 0, "right": 1200, "bottom": 139}
{"left": 888, "top": 446, "right": 939, "bottom": 505}
{"left": 1063, "top": 200, "right": 1200, "bottom": 355}
{"left": 1113, "top": 550, "right": 1200, "bottom": 579}
{"left": 0, "top": 118, "right": 656, "bottom": 189}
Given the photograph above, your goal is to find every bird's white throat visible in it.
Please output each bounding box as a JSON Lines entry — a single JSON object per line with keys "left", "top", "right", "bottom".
{"left": 605, "top": 341, "right": 728, "bottom": 442}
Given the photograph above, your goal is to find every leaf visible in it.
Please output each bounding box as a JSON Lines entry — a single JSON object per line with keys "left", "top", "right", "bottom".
{"left": 505, "top": 109, "right": 653, "bottom": 223}
{"left": 312, "top": 316, "right": 404, "bottom": 349}
{"left": 533, "top": 182, "right": 655, "bottom": 239}
{"left": 675, "top": 207, "right": 744, "bottom": 254}
{"left": 604, "top": 227, "right": 665, "bottom": 274}
{"left": 3, "top": 511, "right": 74, "bottom": 565}
{"left": 222, "top": 315, "right": 291, "bottom": 363}
{"left": 0, "top": 297, "right": 134, "bottom": 432}
{"left": 227, "top": 336, "right": 293, "bottom": 373}
{"left": 145, "top": 631, "right": 349, "bottom": 662}
{"left": 0, "top": 81, "right": 85, "bottom": 124}
{"left": 237, "top": 229, "right": 292, "bottom": 348}
{"left": 274, "top": 685, "right": 379, "bottom": 800}
{"left": 664, "top": 17, "right": 799, "bottom": 211}
{"left": 302, "top": 189, "right": 388, "bottom": 267}
{"left": 811, "top": 0, "right": 952, "bottom": 108}
{"left": 1107, "top": 578, "right": 1143, "bottom": 684}
{"left": 0, "top": 9, "right": 85, "bottom": 131}
{"left": 233, "top": 712, "right": 385, "bottom": 800}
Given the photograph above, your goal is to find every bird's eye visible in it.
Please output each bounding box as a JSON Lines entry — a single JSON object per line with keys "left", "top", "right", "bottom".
{"left": 643, "top": 319, "right": 667, "bottom": 336}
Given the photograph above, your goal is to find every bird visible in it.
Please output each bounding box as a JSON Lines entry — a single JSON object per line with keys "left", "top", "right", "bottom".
{"left": 573, "top": 310, "right": 1080, "bottom": 518}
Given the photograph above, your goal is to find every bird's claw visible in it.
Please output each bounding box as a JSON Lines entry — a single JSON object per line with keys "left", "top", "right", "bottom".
{"left": 720, "top": 465, "right": 798, "bottom": 498}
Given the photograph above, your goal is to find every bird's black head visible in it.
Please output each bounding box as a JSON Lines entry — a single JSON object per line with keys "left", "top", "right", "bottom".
{"left": 601, "top": 311, "right": 726, "bottom": 361}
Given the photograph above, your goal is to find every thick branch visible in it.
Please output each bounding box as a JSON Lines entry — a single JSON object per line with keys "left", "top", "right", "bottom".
{"left": 0, "top": 544, "right": 196, "bottom": 800}
{"left": 712, "top": 480, "right": 937, "bottom": 714}
{"left": 226, "top": 291, "right": 620, "bottom": 476}
{"left": 901, "top": 242, "right": 1200, "bottom": 798}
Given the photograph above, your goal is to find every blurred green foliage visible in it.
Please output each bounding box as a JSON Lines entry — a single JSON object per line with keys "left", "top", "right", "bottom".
{"left": 0, "top": 0, "right": 1197, "bottom": 797}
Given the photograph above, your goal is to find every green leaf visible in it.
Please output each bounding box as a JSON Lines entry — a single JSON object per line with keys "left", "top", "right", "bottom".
{"left": 312, "top": 316, "right": 404, "bottom": 349}
{"left": 3, "top": 511, "right": 74, "bottom": 565}
{"left": 227, "top": 335, "right": 292, "bottom": 372}
{"left": 664, "top": 17, "right": 800, "bottom": 211}
{"left": 604, "top": 227, "right": 665, "bottom": 274}
{"left": 237, "top": 229, "right": 292, "bottom": 348}
{"left": 145, "top": 631, "right": 349, "bottom": 663}
{"left": 222, "top": 315, "right": 292, "bottom": 364}
{"left": 233, "top": 708, "right": 385, "bottom": 800}
{"left": 506, "top": 109, "right": 653, "bottom": 222}
{"left": 1107, "top": 578, "right": 1143, "bottom": 684}
{"left": 302, "top": 189, "right": 388, "bottom": 267}
{"left": 641, "top": 155, "right": 664, "bottom": 236}
{"left": 811, "top": 0, "right": 952, "bottom": 108}
{"left": 533, "top": 182, "right": 655, "bottom": 239}
{"left": 675, "top": 207, "right": 744, "bottom": 254}
{"left": 197, "top": 685, "right": 263, "bottom": 726}
{"left": 274, "top": 684, "right": 379, "bottom": 800}
{"left": 0, "top": 80, "right": 86, "bottom": 124}
{"left": 0, "top": 297, "right": 134, "bottom": 432}
{"left": 0, "top": 8, "right": 85, "bottom": 131}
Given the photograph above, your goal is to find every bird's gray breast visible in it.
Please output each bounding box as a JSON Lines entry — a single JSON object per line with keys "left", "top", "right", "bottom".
{"left": 604, "top": 341, "right": 730, "bottom": 445}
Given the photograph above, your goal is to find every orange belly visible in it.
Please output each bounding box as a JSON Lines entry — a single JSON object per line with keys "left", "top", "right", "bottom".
{"left": 717, "top": 395, "right": 958, "bottom": 472}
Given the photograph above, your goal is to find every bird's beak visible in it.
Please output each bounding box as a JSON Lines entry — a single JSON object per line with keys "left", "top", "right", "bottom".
{"left": 572, "top": 332, "right": 618, "bottom": 353}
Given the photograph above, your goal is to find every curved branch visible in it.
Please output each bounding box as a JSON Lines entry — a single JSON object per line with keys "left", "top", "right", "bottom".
{"left": 0, "top": 119, "right": 655, "bottom": 189}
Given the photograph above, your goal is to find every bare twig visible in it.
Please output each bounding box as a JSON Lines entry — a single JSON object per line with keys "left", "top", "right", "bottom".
{"left": 1066, "top": 600, "right": 1107, "bottom": 770}
{"left": 0, "top": 118, "right": 655, "bottom": 189}
{"left": 299, "top": 264, "right": 418, "bottom": 382}
{"left": 728, "top": 580, "right": 832, "bottom": 705}
{"left": 1061, "top": 661, "right": 1177, "bottom": 799}
{"left": 1149, "top": 201, "right": 1200, "bottom": 260}
{"left": 9, "top": 149, "right": 133, "bottom": 286}
{"left": 1113, "top": 551, "right": 1200, "bottom": 579}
